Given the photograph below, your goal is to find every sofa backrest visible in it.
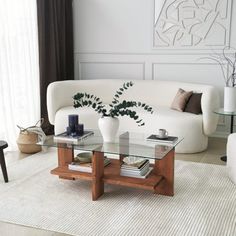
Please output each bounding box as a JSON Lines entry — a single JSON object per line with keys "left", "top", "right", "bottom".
{"left": 48, "top": 79, "right": 213, "bottom": 105}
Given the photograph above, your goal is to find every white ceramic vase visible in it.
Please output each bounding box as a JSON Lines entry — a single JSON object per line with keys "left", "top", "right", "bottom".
{"left": 224, "top": 87, "right": 236, "bottom": 112}
{"left": 98, "top": 117, "right": 119, "bottom": 143}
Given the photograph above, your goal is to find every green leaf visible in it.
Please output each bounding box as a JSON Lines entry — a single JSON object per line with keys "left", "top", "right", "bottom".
{"left": 92, "top": 103, "right": 96, "bottom": 108}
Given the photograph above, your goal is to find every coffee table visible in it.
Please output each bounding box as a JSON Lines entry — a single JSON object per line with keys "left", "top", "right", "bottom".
{"left": 39, "top": 131, "right": 182, "bottom": 201}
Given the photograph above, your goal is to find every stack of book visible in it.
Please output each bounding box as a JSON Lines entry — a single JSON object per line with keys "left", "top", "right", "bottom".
{"left": 68, "top": 157, "right": 111, "bottom": 173}
{"left": 54, "top": 130, "right": 94, "bottom": 143}
{"left": 120, "top": 159, "right": 153, "bottom": 179}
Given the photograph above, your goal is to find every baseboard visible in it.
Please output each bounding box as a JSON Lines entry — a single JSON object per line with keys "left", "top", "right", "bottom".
{"left": 210, "top": 132, "right": 228, "bottom": 139}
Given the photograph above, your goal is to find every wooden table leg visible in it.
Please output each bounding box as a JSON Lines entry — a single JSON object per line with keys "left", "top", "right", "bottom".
{"left": 154, "top": 149, "right": 174, "bottom": 196}
{"left": 58, "top": 145, "right": 74, "bottom": 180}
{"left": 92, "top": 151, "right": 104, "bottom": 201}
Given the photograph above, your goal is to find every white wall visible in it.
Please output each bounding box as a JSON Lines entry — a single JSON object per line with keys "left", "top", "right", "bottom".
{"left": 73, "top": 0, "right": 236, "bottom": 137}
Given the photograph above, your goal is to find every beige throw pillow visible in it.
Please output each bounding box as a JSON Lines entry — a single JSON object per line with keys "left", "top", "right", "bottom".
{"left": 171, "top": 88, "right": 193, "bottom": 112}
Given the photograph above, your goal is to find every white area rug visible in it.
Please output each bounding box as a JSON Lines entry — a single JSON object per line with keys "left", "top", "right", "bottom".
{"left": 0, "top": 149, "right": 236, "bottom": 236}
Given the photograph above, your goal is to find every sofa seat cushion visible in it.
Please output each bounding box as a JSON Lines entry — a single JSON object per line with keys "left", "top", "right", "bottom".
{"left": 54, "top": 105, "right": 207, "bottom": 153}
{"left": 119, "top": 106, "right": 206, "bottom": 153}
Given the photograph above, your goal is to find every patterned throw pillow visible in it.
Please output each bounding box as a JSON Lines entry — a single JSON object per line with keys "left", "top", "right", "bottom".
{"left": 171, "top": 88, "right": 193, "bottom": 112}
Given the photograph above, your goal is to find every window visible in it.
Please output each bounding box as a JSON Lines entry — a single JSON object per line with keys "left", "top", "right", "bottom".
{"left": 0, "top": 0, "right": 40, "bottom": 149}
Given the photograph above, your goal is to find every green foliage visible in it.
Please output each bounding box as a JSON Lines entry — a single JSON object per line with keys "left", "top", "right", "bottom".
{"left": 73, "top": 81, "right": 154, "bottom": 126}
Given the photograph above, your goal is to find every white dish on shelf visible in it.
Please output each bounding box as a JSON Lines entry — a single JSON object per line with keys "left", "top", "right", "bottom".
{"left": 123, "top": 156, "right": 144, "bottom": 165}
{"left": 76, "top": 152, "right": 92, "bottom": 163}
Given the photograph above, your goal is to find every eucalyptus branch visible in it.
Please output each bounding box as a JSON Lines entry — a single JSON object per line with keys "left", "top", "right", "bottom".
{"left": 73, "top": 92, "right": 108, "bottom": 116}
{"left": 110, "top": 100, "right": 153, "bottom": 118}
{"left": 73, "top": 82, "right": 154, "bottom": 127}
{"left": 111, "top": 81, "right": 134, "bottom": 106}
{"left": 116, "top": 109, "right": 145, "bottom": 126}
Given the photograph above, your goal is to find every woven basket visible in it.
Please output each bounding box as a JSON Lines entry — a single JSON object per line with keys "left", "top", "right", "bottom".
{"left": 17, "top": 131, "right": 42, "bottom": 154}
{"left": 16, "top": 119, "right": 43, "bottom": 154}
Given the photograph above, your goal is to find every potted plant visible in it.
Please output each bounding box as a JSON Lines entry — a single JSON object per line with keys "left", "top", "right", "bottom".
{"left": 73, "top": 81, "right": 154, "bottom": 142}
{"left": 201, "top": 46, "right": 236, "bottom": 112}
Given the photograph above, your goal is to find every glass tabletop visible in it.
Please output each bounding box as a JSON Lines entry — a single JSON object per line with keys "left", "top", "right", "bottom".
{"left": 213, "top": 108, "right": 236, "bottom": 116}
{"left": 39, "top": 130, "right": 183, "bottom": 160}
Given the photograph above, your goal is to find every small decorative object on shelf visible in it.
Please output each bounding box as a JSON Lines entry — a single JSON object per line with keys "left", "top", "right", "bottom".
{"left": 200, "top": 46, "right": 236, "bottom": 112}
{"left": 73, "top": 81, "right": 154, "bottom": 142}
{"left": 68, "top": 153, "right": 111, "bottom": 173}
{"left": 54, "top": 115, "right": 93, "bottom": 143}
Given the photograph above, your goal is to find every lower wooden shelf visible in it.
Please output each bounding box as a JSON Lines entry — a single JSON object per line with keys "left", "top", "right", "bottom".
{"left": 51, "top": 159, "right": 163, "bottom": 191}
{"left": 51, "top": 166, "right": 92, "bottom": 180}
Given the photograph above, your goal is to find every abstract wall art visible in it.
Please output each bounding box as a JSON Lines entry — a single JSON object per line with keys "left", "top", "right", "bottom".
{"left": 154, "top": 0, "right": 232, "bottom": 49}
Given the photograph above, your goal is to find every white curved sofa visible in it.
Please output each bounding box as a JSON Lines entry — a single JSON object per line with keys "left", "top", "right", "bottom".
{"left": 47, "top": 79, "right": 219, "bottom": 153}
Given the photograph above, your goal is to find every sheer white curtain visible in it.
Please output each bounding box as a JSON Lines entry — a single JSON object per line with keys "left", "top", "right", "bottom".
{"left": 0, "top": 0, "right": 40, "bottom": 150}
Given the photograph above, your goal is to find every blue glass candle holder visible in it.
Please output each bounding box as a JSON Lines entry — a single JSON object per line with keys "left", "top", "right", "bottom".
{"left": 77, "top": 124, "right": 84, "bottom": 135}
{"left": 68, "top": 115, "right": 79, "bottom": 130}
{"left": 66, "top": 126, "right": 71, "bottom": 135}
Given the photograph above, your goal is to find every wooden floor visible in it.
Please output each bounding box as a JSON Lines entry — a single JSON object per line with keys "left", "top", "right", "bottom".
{"left": 175, "top": 137, "right": 227, "bottom": 165}
{"left": 0, "top": 137, "right": 227, "bottom": 236}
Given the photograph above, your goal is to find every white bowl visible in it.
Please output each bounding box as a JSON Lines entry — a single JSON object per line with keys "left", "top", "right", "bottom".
{"left": 76, "top": 152, "right": 92, "bottom": 163}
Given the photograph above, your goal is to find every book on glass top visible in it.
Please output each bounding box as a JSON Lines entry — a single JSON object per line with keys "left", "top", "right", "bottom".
{"left": 53, "top": 130, "right": 94, "bottom": 143}
{"left": 146, "top": 134, "right": 178, "bottom": 144}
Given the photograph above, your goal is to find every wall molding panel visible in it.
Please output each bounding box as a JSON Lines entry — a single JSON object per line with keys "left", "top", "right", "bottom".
{"left": 151, "top": 62, "right": 225, "bottom": 82}
{"left": 77, "top": 61, "right": 145, "bottom": 81}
